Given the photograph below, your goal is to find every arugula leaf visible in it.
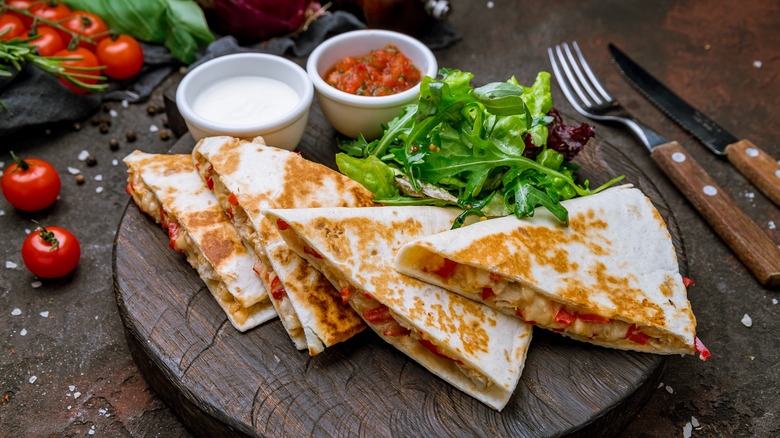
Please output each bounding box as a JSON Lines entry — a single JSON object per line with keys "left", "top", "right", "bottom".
{"left": 60, "top": 0, "right": 214, "bottom": 63}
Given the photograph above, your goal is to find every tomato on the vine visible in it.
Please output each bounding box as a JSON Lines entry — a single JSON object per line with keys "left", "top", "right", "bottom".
{"left": 1, "top": 151, "right": 61, "bottom": 211}
{"left": 61, "top": 11, "right": 108, "bottom": 48}
{"left": 28, "top": 25, "right": 65, "bottom": 56}
{"left": 0, "top": 13, "right": 27, "bottom": 40}
{"left": 6, "top": 0, "right": 37, "bottom": 26}
{"left": 52, "top": 47, "right": 102, "bottom": 94}
{"left": 22, "top": 224, "right": 81, "bottom": 279}
{"left": 30, "top": 2, "right": 71, "bottom": 22}
{"left": 96, "top": 34, "right": 144, "bottom": 80}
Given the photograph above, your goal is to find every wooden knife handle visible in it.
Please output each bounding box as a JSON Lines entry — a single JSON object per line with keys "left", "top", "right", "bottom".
{"left": 652, "top": 141, "right": 780, "bottom": 287}
{"left": 725, "top": 139, "right": 780, "bottom": 207}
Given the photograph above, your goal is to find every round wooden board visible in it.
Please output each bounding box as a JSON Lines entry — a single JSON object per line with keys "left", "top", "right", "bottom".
{"left": 113, "top": 105, "right": 685, "bottom": 438}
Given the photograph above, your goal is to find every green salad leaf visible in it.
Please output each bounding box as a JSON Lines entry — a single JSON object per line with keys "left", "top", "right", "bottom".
{"left": 337, "top": 69, "right": 623, "bottom": 228}
{"left": 60, "top": 0, "right": 214, "bottom": 63}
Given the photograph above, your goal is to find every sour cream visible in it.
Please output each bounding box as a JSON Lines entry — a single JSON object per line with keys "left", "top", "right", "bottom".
{"left": 191, "top": 76, "right": 300, "bottom": 126}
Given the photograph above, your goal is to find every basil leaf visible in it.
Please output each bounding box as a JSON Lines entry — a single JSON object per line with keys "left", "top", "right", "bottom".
{"left": 61, "top": 0, "right": 214, "bottom": 63}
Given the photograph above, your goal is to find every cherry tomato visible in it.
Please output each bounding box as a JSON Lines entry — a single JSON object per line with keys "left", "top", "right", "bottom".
{"left": 22, "top": 225, "right": 81, "bottom": 279}
{"left": 1, "top": 151, "right": 61, "bottom": 211}
{"left": 6, "top": 0, "right": 37, "bottom": 27}
{"left": 0, "top": 13, "right": 27, "bottom": 40}
{"left": 30, "top": 1, "right": 72, "bottom": 22}
{"left": 28, "top": 25, "right": 65, "bottom": 56}
{"left": 52, "top": 47, "right": 102, "bottom": 94}
{"left": 96, "top": 34, "right": 144, "bottom": 79}
{"left": 61, "top": 11, "right": 108, "bottom": 48}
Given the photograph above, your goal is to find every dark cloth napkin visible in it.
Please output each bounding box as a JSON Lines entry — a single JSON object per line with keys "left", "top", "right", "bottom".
{"left": 0, "top": 11, "right": 461, "bottom": 138}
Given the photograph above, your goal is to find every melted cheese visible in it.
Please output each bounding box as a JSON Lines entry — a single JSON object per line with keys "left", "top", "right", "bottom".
{"left": 421, "top": 253, "right": 686, "bottom": 350}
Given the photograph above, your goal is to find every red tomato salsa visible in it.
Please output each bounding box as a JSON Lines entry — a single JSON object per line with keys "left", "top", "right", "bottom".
{"left": 323, "top": 44, "right": 422, "bottom": 96}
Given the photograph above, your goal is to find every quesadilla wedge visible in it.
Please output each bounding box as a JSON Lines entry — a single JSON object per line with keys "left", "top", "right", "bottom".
{"left": 264, "top": 206, "right": 533, "bottom": 411}
{"left": 123, "top": 151, "right": 277, "bottom": 331}
{"left": 192, "top": 136, "right": 372, "bottom": 355}
{"left": 395, "top": 185, "right": 710, "bottom": 359}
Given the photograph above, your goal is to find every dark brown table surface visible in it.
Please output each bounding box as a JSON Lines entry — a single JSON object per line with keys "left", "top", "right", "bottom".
{"left": 2, "top": 1, "right": 779, "bottom": 437}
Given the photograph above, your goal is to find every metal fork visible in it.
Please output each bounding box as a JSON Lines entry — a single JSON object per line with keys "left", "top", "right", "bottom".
{"left": 547, "top": 41, "right": 780, "bottom": 287}
{"left": 548, "top": 41, "right": 667, "bottom": 152}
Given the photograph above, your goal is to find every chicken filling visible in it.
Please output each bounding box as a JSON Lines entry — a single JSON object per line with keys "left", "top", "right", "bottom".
{"left": 421, "top": 253, "right": 685, "bottom": 351}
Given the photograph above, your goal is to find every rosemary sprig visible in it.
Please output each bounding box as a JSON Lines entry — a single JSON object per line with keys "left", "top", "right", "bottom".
{"left": 0, "top": 32, "right": 107, "bottom": 92}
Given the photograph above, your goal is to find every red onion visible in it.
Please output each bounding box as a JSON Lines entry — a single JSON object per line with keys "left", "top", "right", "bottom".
{"left": 198, "top": 0, "right": 323, "bottom": 40}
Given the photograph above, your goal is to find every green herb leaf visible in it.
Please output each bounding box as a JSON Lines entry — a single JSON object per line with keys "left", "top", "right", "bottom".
{"left": 336, "top": 69, "right": 623, "bottom": 227}
{"left": 60, "top": 0, "right": 214, "bottom": 63}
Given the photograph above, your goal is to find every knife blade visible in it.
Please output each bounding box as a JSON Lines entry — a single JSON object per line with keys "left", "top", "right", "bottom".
{"left": 608, "top": 43, "right": 780, "bottom": 207}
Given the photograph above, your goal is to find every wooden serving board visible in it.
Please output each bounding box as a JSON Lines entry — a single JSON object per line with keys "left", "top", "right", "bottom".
{"left": 113, "top": 104, "right": 685, "bottom": 437}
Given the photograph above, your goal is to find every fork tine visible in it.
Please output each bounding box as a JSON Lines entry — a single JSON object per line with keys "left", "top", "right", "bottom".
{"left": 547, "top": 46, "right": 589, "bottom": 116}
{"left": 553, "top": 44, "right": 593, "bottom": 109}
{"left": 571, "top": 41, "right": 614, "bottom": 102}
{"left": 562, "top": 42, "right": 604, "bottom": 105}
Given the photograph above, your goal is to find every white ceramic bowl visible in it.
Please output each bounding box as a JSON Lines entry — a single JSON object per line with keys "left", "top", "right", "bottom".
{"left": 307, "top": 29, "right": 437, "bottom": 140}
{"left": 176, "top": 53, "right": 313, "bottom": 150}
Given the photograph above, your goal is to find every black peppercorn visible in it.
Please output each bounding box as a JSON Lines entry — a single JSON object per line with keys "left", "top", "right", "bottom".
{"left": 126, "top": 130, "right": 137, "bottom": 142}
{"left": 109, "top": 139, "right": 119, "bottom": 151}
{"left": 75, "top": 174, "right": 85, "bottom": 184}
{"left": 86, "top": 156, "right": 98, "bottom": 167}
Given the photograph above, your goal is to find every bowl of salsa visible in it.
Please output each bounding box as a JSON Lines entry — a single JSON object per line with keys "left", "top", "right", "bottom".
{"left": 307, "top": 29, "right": 437, "bottom": 140}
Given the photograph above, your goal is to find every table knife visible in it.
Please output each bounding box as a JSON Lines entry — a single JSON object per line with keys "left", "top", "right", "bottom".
{"left": 609, "top": 43, "right": 780, "bottom": 207}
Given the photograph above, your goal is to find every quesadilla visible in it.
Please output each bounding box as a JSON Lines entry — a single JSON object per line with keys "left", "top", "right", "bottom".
{"left": 192, "top": 136, "right": 373, "bottom": 355}
{"left": 264, "top": 206, "right": 533, "bottom": 411}
{"left": 395, "top": 185, "right": 710, "bottom": 359}
{"left": 123, "top": 151, "right": 277, "bottom": 331}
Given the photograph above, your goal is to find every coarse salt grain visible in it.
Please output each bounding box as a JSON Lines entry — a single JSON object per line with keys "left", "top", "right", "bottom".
{"left": 741, "top": 314, "right": 752, "bottom": 327}
{"left": 487, "top": 1, "right": 494, "bottom": 7}
{"left": 67, "top": 405, "right": 71, "bottom": 410}
{"left": 109, "top": 109, "right": 118, "bottom": 117}
{"left": 94, "top": 174, "right": 103, "bottom": 181}
{"left": 0, "top": 210, "right": 4, "bottom": 216}
{"left": 770, "top": 221, "right": 776, "bottom": 230}
{"left": 753, "top": 60, "right": 762, "bottom": 68}
{"left": 88, "top": 429, "right": 95, "bottom": 435}
{"left": 78, "top": 150, "right": 90, "bottom": 161}
{"left": 69, "top": 385, "right": 75, "bottom": 391}
{"left": 20, "top": 328, "right": 27, "bottom": 336}
{"left": 96, "top": 187, "right": 104, "bottom": 194}
{"left": 112, "top": 159, "right": 118, "bottom": 166}
{"left": 691, "top": 416, "right": 700, "bottom": 427}
{"left": 11, "top": 308, "right": 21, "bottom": 316}
{"left": 0, "top": 161, "right": 4, "bottom": 168}
{"left": 40, "top": 311, "right": 49, "bottom": 317}
{"left": 74, "top": 391, "right": 81, "bottom": 399}
{"left": 6, "top": 261, "right": 17, "bottom": 269}
{"left": 149, "top": 124, "right": 159, "bottom": 132}
{"left": 29, "top": 376, "right": 37, "bottom": 384}
{"left": 122, "top": 100, "right": 129, "bottom": 108}
{"left": 773, "top": 298, "right": 778, "bottom": 305}
{"left": 744, "top": 191, "right": 755, "bottom": 199}
{"left": 31, "top": 281, "right": 42, "bottom": 288}
{"left": 683, "top": 422, "right": 692, "bottom": 438}
{"left": 67, "top": 167, "right": 80, "bottom": 175}
{"left": 665, "top": 385, "right": 673, "bottom": 394}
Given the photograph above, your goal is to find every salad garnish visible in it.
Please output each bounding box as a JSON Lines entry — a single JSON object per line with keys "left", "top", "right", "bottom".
{"left": 337, "top": 68, "right": 623, "bottom": 228}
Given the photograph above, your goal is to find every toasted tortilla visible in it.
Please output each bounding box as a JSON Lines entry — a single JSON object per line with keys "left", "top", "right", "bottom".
{"left": 123, "top": 151, "right": 277, "bottom": 331}
{"left": 395, "top": 185, "right": 703, "bottom": 357}
{"left": 264, "top": 206, "right": 533, "bottom": 411}
{"left": 192, "top": 136, "right": 372, "bottom": 354}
